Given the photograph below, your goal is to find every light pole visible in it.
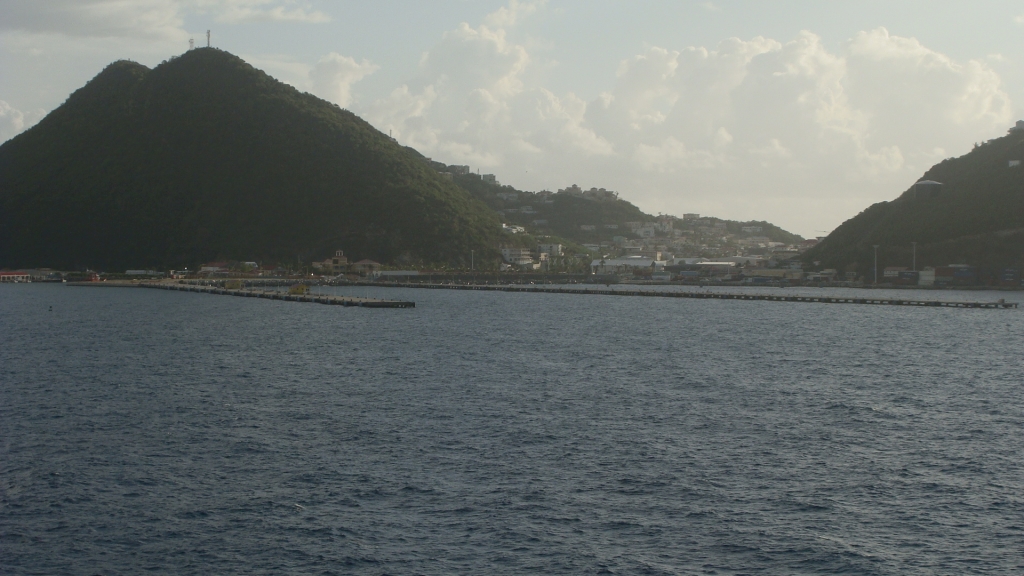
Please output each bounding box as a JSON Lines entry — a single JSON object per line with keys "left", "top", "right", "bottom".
{"left": 911, "top": 242, "right": 917, "bottom": 272}
{"left": 873, "top": 245, "right": 879, "bottom": 285}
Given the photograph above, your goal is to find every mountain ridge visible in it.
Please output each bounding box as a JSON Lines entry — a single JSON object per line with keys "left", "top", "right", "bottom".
{"left": 0, "top": 48, "right": 502, "bottom": 270}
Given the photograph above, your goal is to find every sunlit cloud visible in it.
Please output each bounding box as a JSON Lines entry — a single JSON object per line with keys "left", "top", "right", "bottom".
{"left": 358, "top": 6, "right": 1012, "bottom": 234}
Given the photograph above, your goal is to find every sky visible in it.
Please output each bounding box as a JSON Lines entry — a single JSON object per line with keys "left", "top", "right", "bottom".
{"left": 2, "top": 1, "right": 1024, "bottom": 237}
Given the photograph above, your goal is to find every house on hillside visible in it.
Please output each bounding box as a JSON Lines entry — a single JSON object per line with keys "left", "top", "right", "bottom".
{"left": 538, "top": 243, "right": 563, "bottom": 256}
{"left": 500, "top": 248, "right": 535, "bottom": 270}
{"left": 798, "top": 238, "right": 819, "bottom": 251}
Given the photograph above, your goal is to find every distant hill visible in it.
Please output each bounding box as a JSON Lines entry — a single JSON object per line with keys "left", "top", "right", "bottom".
{"left": 0, "top": 48, "right": 501, "bottom": 270}
{"left": 803, "top": 130, "right": 1024, "bottom": 275}
{"left": 414, "top": 153, "right": 803, "bottom": 249}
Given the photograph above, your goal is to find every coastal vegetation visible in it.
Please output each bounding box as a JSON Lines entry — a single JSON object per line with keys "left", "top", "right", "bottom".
{"left": 0, "top": 48, "right": 502, "bottom": 270}
{"left": 804, "top": 130, "right": 1024, "bottom": 274}
{"left": 431, "top": 159, "right": 804, "bottom": 248}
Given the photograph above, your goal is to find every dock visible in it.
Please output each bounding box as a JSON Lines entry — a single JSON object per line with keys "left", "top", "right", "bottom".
{"left": 377, "top": 282, "right": 1017, "bottom": 309}
{"left": 66, "top": 280, "right": 414, "bottom": 308}
{"left": 143, "top": 283, "right": 414, "bottom": 308}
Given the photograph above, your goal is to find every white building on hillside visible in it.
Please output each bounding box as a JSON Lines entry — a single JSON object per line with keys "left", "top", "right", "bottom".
{"left": 501, "top": 248, "right": 534, "bottom": 266}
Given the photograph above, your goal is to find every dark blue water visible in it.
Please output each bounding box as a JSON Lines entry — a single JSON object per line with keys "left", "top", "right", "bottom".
{"left": 2, "top": 283, "right": 1023, "bottom": 574}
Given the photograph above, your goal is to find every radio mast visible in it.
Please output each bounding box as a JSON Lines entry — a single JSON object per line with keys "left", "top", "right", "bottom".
{"left": 189, "top": 37, "right": 194, "bottom": 50}
{"left": 206, "top": 30, "right": 210, "bottom": 47}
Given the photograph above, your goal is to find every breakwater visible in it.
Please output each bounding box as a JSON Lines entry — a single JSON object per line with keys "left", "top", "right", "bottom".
{"left": 375, "top": 282, "right": 1017, "bottom": 309}
{"left": 66, "top": 280, "right": 414, "bottom": 308}
{"left": 143, "top": 283, "right": 414, "bottom": 308}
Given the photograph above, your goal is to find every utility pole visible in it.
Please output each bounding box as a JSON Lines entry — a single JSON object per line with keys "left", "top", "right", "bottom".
{"left": 873, "top": 245, "right": 879, "bottom": 285}
{"left": 911, "top": 242, "right": 917, "bottom": 272}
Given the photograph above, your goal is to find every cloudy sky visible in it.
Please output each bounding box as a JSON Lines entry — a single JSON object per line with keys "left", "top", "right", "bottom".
{"left": 2, "top": 0, "right": 1023, "bottom": 236}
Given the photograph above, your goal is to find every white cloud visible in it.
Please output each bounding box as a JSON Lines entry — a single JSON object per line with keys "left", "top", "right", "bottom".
{"left": 364, "top": 0, "right": 614, "bottom": 172}
{"left": 356, "top": 13, "right": 1011, "bottom": 235}
{"left": 0, "top": 1, "right": 329, "bottom": 40}
{"left": 635, "top": 137, "right": 723, "bottom": 171}
{"left": 204, "top": 0, "right": 331, "bottom": 24}
{"left": 242, "top": 51, "right": 378, "bottom": 108}
{"left": 309, "top": 53, "right": 378, "bottom": 107}
{"left": 242, "top": 53, "right": 313, "bottom": 88}
{"left": 0, "top": 0, "right": 185, "bottom": 40}
{"left": 421, "top": 23, "right": 531, "bottom": 98}
{"left": 0, "top": 101, "right": 45, "bottom": 144}
{"left": 484, "top": 0, "right": 545, "bottom": 29}
{"left": 750, "top": 139, "right": 792, "bottom": 159}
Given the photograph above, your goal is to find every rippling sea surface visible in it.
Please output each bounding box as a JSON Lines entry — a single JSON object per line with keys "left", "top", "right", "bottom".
{"left": 2, "top": 283, "right": 1023, "bottom": 575}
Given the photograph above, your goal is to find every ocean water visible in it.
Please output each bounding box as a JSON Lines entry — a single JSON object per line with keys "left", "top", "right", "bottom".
{"left": 2, "top": 283, "right": 1023, "bottom": 575}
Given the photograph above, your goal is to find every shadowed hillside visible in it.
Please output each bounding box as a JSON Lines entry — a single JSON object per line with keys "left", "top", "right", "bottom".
{"left": 0, "top": 48, "right": 502, "bottom": 270}
{"left": 803, "top": 130, "right": 1024, "bottom": 275}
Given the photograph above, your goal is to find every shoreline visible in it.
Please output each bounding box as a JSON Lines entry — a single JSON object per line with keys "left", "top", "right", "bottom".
{"left": 5, "top": 277, "right": 1022, "bottom": 293}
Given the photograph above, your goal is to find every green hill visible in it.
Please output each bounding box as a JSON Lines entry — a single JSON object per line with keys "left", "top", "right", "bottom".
{"left": 803, "top": 130, "right": 1024, "bottom": 276}
{"left": 414, "top": 154, "right": 803, "bottom": 249}
{"left": 0, "top": 48, "right": 502, "bottom": 270}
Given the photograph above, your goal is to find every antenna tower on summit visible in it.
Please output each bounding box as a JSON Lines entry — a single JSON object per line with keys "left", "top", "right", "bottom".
{"left": 189, "top": 37, "right": 194, "bottom": 50}
{"left": 206, "top": 30, "right": 210, "bottom": 47}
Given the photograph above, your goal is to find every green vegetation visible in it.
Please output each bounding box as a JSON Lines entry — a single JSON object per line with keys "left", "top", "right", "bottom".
{"left": 414, "top": 153, "right": 802, "bottom": 249}
{"left": 803, "top": 132, "right": 1024, "bottom": 275}
{"left": 0, "top": 48, "right": 502, "bottom": 270}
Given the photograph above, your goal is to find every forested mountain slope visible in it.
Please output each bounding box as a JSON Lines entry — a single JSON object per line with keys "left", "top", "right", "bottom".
{"left": 803, "top": 131, "right": 1024, "bottom": 274}
{"left": 0, "top": 48, "right": 501, "bottom": 270}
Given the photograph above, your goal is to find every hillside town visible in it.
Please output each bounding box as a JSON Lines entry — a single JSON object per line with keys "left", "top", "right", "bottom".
{"left": 3, "top": 245, "right": 1021, "bottom": 289}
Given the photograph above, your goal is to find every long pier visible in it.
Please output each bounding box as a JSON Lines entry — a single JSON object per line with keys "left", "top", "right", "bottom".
{"left": 66, "top": 280, "right": 414, "bottom": 308}
{"left": 377, "top": 282, "right": 1017, "bottom": 309}
{"left": 142, "top": 283, "right": 414, "bottom": 308}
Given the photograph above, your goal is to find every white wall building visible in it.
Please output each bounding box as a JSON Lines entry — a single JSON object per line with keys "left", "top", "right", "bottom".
{"left": 501, "top": 248, "right": 534, "bottom": 266}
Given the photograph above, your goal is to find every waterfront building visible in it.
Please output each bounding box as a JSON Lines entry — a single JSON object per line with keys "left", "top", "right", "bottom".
{"left": 0, "top": 271, "right": 30, "bottom": 282}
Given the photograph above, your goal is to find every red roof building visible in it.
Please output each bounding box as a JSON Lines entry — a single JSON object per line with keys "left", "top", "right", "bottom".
{"left": 0, "top": 271, "right": 31, "bottom": 282}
